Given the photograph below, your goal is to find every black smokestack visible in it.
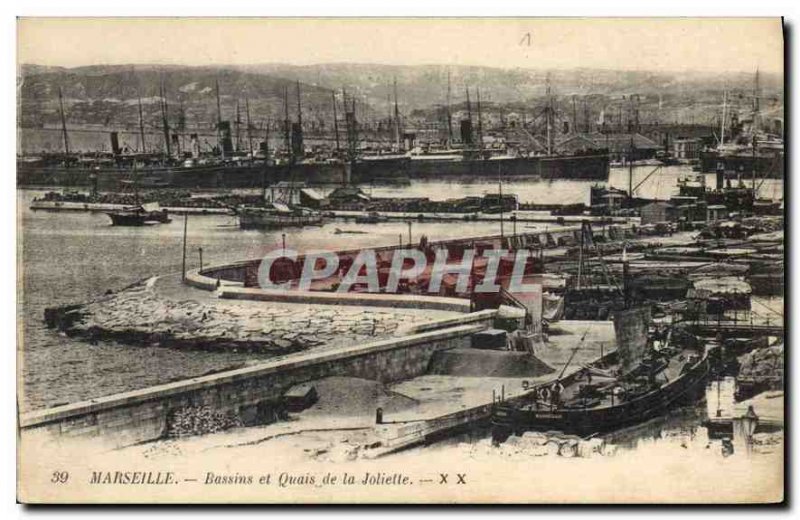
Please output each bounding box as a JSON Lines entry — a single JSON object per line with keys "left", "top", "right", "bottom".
{"left": 460, "top": 119, "right": 473, "bottom": 146}
{"left": 219, "top": 121, "right": 233, "bottom": 156}
{"left": 110, "top": 132, "right": 120, "bottom": 156}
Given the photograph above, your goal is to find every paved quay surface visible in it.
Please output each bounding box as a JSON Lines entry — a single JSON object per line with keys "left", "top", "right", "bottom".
{"left": 122, "top": 321, "right": 616, "bottom": 461}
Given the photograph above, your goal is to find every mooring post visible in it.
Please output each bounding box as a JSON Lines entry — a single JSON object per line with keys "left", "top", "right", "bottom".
{"left": 198, "top": 246, "right": 203, "bottom": 272}
{"left": 181, "top": 213, "right": 188, "bottom": 281}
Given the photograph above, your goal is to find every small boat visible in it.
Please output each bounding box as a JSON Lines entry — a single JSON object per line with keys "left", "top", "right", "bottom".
{"left": 354, "top": 211, "right": 389, "bottom": 224}
{"left": 106, "top": 205, "right": 171, "bottom": 226}
{"left": 237, "top": 203, "right": 323, "bottom": 230}
{"left": 491, "top": 307, "right": 712, "bottom": 441}
{"left": 655, "top": 151, "right": 680, "bottom": 166}
{"left": 333, "top": 228, "right": 368, "bottom": 235}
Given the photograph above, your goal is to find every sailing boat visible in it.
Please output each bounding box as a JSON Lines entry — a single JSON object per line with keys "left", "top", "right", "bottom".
{"left": 236, "top": 84, "right": 323, "bottom": 230}
{"left": 106, "top": 204, "right": 171, "bottom": 226}
{"left": 106, "top": 163, "right": 171, "bottom": 226}
{"left": 491, "top": 307, "right": 712, "bottom": 440}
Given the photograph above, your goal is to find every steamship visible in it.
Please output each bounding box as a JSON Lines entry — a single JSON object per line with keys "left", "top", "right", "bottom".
{"left": 18, "top": 79, "right": 608, "bottom": 189}
{"left": 698, "top": 70, "right": 784, "bottom": 179}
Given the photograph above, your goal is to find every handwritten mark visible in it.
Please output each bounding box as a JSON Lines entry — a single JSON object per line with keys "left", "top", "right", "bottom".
{"left": 520, "top": 32, "right": 532, "bottom": 46}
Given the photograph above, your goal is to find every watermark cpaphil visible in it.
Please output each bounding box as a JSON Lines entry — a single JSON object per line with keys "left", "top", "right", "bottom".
{"left": 256, "top": 247, "right": 542, "bottom": 296}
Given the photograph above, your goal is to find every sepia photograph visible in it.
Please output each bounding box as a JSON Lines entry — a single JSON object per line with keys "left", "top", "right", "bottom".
{"left": 15, "top": 16, "right": 785, "bottom": 504}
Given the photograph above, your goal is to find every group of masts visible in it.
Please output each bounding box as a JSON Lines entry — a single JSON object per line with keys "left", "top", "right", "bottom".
{"left": 49, "top": 72, "right": 631, "bottom": 163}
{"left": 51, "top": 69, "right": 663, "bottom": 160}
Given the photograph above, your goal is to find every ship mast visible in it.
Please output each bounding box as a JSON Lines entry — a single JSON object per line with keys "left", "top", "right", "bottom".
{"left": 296, "top": 80, "right": 303, "bottom": 159}
{"left": 215, "top": 79, "right": 224, "bottom": 159}
{"left": 234, "top": 100, "right": 241, "bottom": 152}
{"left": 465, "top": 87, "right": 473, "bottom": 147}
{"left": 571, "top": 95, "right": 577, "bottom": 135}
{"left": 343, "top": 88, "right": 358, "bottom": 162}
{"left": 262, "top": 118, "right": 270, "bottom": 202}
{"left": 752, "top": 134, "right": 758, "bottom": 193}
{"left": 544, "top": 75, "right": 553, "bottom": 155}
{"left": 332, "top": 91, "right": 340, "bottom": 156}
{"left": 446, "top": 70, "right": 453, "bottom": 147}
{"left": 283, "top": 85, "right": 291, "bottom": 160}
{"left": 176, "top": 96, "right": 185, "bottom": 157}
{"left": 137, "top": 94, "right": 146, "bottom": 154}
{"left": 393, "top": 77, "right": 401, "bottom": 151}
{"left": 720, "top": 90, "right": 727, "bottom": 146}
{"left": 245, "top": 97, "right": 253, "bottom": 156}
{"left": 583, "top": 98, "right": 590, "bottom": 133}
{"left": 476, "top": 87, "right": 484, "bottom": 155}
{"left": 159, "top": 81, "right": 171, "bottom": 158}
{"left": 753, "top": 67, "right": 761, "bottom": 132}
{"left": 498, "top": 179, "right": 504, "bottom": 238}
{"left": 352, "top": 95, "right": 358, "bottom": 157}
{"left": 628, "top": 137, "right": 635, "bottom": 198}
{"left": 296, "top": 81, "right": 303, "bottom": 128}
{"left": 57, "top": 87, "right": 70, "bottom": 156}
{"left": 386, "top": 82, "right": 392, "bottom": 142}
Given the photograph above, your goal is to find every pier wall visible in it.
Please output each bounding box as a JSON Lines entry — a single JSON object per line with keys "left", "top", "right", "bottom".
{"left": 20, "top": 317, "right": 494, "bottom": 450}
{"left": 189, "top": 223, "right": 635, "bottom": 293}
{"left": 184, "top": 270, "right": 528, "bottom": 319}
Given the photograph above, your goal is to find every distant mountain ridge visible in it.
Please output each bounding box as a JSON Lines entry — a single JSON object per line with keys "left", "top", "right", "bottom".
{"left": 18, "top": 63, "right": 783, "bottom": 130}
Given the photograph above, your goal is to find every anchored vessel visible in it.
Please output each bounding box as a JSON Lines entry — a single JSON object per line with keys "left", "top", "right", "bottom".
{"left": 699, "top": 71, "right": 784, "bottom": 179}
{"left": 19, "top": 76, "right": 610, "bottom": 190}
{"left": 106, "top": 205, "right": 171, "bottom": 226}
{"left": 237, "top": 205, "right": 323, "bottom": 230}
{"left": 491, "top": 308, "right": 712, "bottom": 440}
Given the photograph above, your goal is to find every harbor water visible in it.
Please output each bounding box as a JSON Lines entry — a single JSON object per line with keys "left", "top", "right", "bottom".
{"left": 17, "top": 164, "right": 782, "bottom": 412}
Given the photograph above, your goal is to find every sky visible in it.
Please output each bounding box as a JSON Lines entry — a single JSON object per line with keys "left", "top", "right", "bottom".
{"left": 18, "top": 18, "right": 784, "bottom": 74}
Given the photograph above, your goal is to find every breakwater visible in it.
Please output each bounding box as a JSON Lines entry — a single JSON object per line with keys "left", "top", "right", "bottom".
{"left": 21, "top": 312, "right": 497, "bottom": 449}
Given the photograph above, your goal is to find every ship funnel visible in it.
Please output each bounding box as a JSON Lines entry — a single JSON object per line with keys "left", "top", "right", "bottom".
{"left": 110, "top": 132, "right": 121, "bottom": 156}
{"left": 218, "top": 121, "right": 233, "bottom": 156}
{"left": 190, "top": 133, "right": 200, "bottom": 158}
{"left": 460, "top": 119, "right": 473, "bottom": 146}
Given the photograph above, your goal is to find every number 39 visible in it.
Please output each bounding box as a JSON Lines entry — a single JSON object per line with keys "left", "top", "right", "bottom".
{"left": 51, "top": 471, "right": 69, "bottom": 484}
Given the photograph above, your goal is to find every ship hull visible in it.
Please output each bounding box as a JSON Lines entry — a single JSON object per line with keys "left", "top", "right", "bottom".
{"left": 407, "top": 153, "right": 609, "bottom": 180}
{"left": 18, "top": 162, "right": 353, "bottom": 190}
{"left": 106, "top": 212, "right": 148, "bottom": 226}
{"left": 699, "top": 150, "right": 784, "bottom": 178}
{"left": 491, "top": 350, "right": 711, "bottom": 440}
{"left": 106, "top": 210, "right": 171, "bottom": 226}
{"left": 18, "top": 153, "right": 608, "bottom": 189}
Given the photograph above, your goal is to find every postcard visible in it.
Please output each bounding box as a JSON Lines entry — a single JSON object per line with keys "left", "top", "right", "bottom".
{"left": 16, "top": 17, "right": 785, "bottom": 504}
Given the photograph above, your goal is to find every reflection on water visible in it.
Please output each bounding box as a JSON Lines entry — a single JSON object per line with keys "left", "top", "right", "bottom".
{"left": 366, "top": 165, "right": 783, "bottom": 204}
{"left": 416, "top": 388, "right": 781, "bottom": 462}
{"left": 603, "top": 382, "right": 783, "bottom": 459}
